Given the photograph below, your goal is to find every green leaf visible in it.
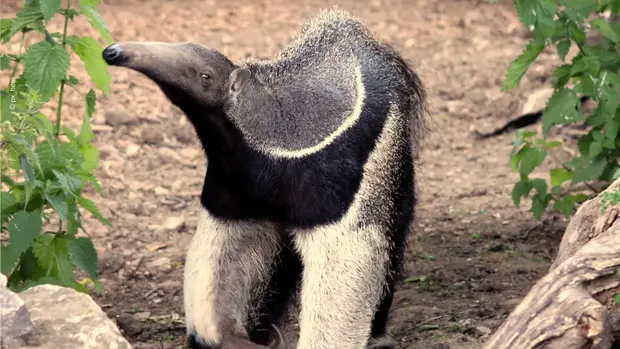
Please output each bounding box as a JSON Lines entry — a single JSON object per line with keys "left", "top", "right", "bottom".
{"left": 512, "top": 180, "right": 532, "bottom": 207}
{"left": 503, "top": 39, "right": 545, "bottom": 90}
{"left": 43, "top": 191, "right": 68, "bottom": 221}
{"left": 553, "top": 195, "right": 576, "bottom": 216}
{"left": 32, "top": 234, "right": 76, "bottom": 288}
{"left": 551, "top": 64, "right": 572, "bottom": 88}
{"left": 572, "top": 155, "right": 608, "bottom": 182}
{"left": 79, "top": 0, "right": 113, "bottom": 45}
{"left": 550, "top": 168, "right": 572, "bottom": 186}
{"left": 67, "top": 75, "right": 80, "bottom": 86}
{"left": 0, "top": 210, "right": 43, "bottom": 275}
{"left": 0, "top": 54, "right": 10, "bottom": 70}
{"left": 542, "top": 88, "right": 583, "bottom": 134}
{"left": 515, "top": 0, "right": 537, "bottom": 28}
{"left": 20, "top": 155, "right": 36, "bottom": 182}
{"left": 80, "top": 144, "right": 99, "bottom": 172}
{"left": 519, "top": 146, "right": 547, "bottom": 177}
{"left": 30, "top": 112, "right": 55, "bottom": 136}
{"left": 77, "top": 196, "right": 111, "bottom": 226}
{"left": 6, "top": 5, "right": 43, "bottom": 42}
{"left": 590, "top": 18, "right": 620, "bottom": 44}
{"left": 0, "top": 19, "right": 12, "bottom": 41}
{"left": 589, "top": 141, "right": 603, "bottom": 157}
{"left": 571, "top": 55, "right": 601, "bottom": 77}
{"left": 52, "top": 169, "right": 83, "bottom": 195}
{"left": 556, "top": 40, "right": 571, "bottom": 62}
{"left": 561, "top": 0, "right": 597, "bottom": 21}
{"left": 40, "top": 0, "right": 62, "bottom": 21}
{"left": 1, "top": 191, "right": 19, "bottom": 217}
{"left": 23, "top": 41, "right": 70, "bottom": 101}
{"left": 85, "top": 89, "right": 96, "bottom": 118}
{"left": 530, "top": 178, "right": 548, "bottom": 196}
{"left": 67, "top": 237, "right": 99, "bottom": 281}
{"left": 72, "top": 37, "right": 110, "bottom": 94}
{"left": 531, "top": 193, "right": 551, "bottom": 220}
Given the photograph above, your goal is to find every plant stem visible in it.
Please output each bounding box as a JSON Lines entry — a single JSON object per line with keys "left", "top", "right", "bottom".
{"left": 9, "top": 31, "right": 26, "bottom": 81}
{"left": 55, "top": 0, "right": 71, "bottom": 138}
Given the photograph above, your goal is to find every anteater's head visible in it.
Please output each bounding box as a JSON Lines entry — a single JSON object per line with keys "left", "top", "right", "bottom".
{"left": 102, "top": 42, "right": 250, "bottom": 112}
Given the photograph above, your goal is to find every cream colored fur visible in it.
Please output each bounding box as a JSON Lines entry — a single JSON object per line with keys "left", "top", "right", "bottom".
{"left": 293, "top": 101, "right": 409, "bottom": 349}
{"left": 184, "top": 208, "right": 282, "bottom": 344}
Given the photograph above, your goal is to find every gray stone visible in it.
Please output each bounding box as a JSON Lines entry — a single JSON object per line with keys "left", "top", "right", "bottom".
{"left": 13, "top": 284, "right": 132, "bottom": 349}
{"left": 1, "top": 277, "right": 34, "bottom": 345}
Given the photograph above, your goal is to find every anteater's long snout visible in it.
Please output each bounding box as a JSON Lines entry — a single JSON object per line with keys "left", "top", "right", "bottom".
{"left": 102, "top": 43, "right": 127, "bottom": 66}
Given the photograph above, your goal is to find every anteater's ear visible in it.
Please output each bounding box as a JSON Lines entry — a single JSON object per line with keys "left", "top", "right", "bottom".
{"left": 228, "top": 68, "right": 250, "bottom": 96}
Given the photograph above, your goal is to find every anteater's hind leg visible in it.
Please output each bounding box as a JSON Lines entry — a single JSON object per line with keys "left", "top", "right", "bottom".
{"left": 183, "top": 208, "right": 300, "bottom": 348}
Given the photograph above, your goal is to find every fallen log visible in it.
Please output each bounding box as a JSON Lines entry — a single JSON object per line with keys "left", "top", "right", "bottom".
{"left": 482, "top": 179, "right": 620, "bottom": 349}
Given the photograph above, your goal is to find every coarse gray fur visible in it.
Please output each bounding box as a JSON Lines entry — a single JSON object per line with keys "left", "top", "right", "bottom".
{"left": 225, "top": 8, "right": 426, "bottom": 157}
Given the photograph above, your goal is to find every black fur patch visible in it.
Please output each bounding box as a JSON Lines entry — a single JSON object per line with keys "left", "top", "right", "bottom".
{"left": 187, "top": 333, "right": 220, "bottom": 349}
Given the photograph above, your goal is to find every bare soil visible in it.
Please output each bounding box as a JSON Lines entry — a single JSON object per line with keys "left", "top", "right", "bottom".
{"left": 2, "top": 0, "right": 583, "bottom": 348}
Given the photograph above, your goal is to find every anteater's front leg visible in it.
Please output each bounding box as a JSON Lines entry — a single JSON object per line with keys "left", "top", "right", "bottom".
{"left": 293, "top": 221, "right": 393, "bottom": 349}
{"left": 184, "top": 208, "right": 296, "bottom": 348}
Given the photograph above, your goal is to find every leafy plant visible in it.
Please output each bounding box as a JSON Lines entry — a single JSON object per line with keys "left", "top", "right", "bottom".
{"left": 498, "top": 0, "right": 620, "bottom": 219}
{"left": 1, "top": 0, "right": 112, "bottom": 293}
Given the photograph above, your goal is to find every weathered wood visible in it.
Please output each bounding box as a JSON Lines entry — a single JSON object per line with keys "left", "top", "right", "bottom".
{"left": 482, "top": 179, "right": 620, "bottom": 349}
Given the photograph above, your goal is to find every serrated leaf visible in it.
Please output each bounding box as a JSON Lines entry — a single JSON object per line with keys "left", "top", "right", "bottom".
{"left": 503, "top": 40, "right": 545, "bottom": 90}
{"left": 77, "top": 116, "right": 94, "bottom": 145}
{"left": 550, "top": 168, "right": 572, "bottom": 186}
{"left": 23, "top": 41, "right": 70, "bottom": 101}
{"left": 590, "top": 18, "right": 620, "bottom": 44}
{"left": 561, "top": 0, "right": 597, "bottom": 21}
{"left": 530, "top": 178, "right": 548, "bottom": 195}
{"left": 85, "top": 89, "right": 96, "bottom": 118}
{"left": 1, "top": 191, "right": 19, "bottom": 217}
{"left": 519, "top": 146, "right": 547, "bottom": 177}
{"left": 77, "top": 196, "right": 111, "bottom": 226}
{"left": 572, "top": 155, "right": 608, "bottom": 182}
{"left": 80, "top": 144, "right": 99, "bottom": 172}
{"left": 52, "top": 169, "right": 83, "bottom": 195}
{"left": 0, "top": 19, "right": 12, "bottom": 41}
{"left": 67, "top": 237, "right": 99, "bottom": 281}
{"left": 32, "top": 234, "right": 76, "bottom": 287}
{"left": 29, "top": 112, "right": 55, "bottom": 136}
{"left": 512, "top": 181, "right": 532, "bottom": 207}
{"left": 556, "top": 40, "right": 571, "bottom": 62}
{"left": 20, "top": 155, "right": 36, "bottom": 181}
{"left": 571, "top": 55, "right": 601, "bottom": 77}
{"left": 531, "top": 193, "right": 551, "bottom": 220}
{"left": 551, "top": 64, "right": 571, "bottom": 88}
{"left": 40, "top": 0, "right": 61, "bottom": 21}
{"left": 72, "top": 37, "right": 110, "bottom": 94}
{"left": 44, "top": 191, "right": 68, "bottom": 221}
{"left": 6, "top": 4, "right": 43, "bottom": 42}
{"left": 67, "top": 75, "right": 80, "bottom": 86}
{"left": 0, "top": 54, "right": 10, "bottom": 70}
{"left": 515, "top": 0, "right": 537, "bottom": 28}
{"left": 79, "top": 0, "right": 113, "bottom": 45}
{"left": 542, "top": 88, "right": 583, "bottom": 134}
{"left": 0, "top": 210, "right": 43, "bottom": 275}
{"left": 553, "top": 195, "right": 576, "bottom": 216}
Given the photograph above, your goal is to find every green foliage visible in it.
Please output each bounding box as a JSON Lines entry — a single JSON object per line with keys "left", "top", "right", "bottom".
{"left": 500, "top": 0, "right": 620, "bottom": 220}
{"left": 1, "top": 0, "right": 112, "bottom": 293}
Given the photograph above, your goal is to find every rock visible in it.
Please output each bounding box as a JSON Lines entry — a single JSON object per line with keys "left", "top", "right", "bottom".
{"left": 520, "top": 88, "right": 553, "bottom": 116}
{"left": 474, "top": 325, "right": 492, "bottom": 337}
{"left": 158, "top": 280, "right": 182, "bottom": 290}
{"left": 104, "top": 108, "right": 136, "bottom": 127}
{"left": 164, "top": 216, "right": 185, "bottom": 231}
{"left": 154, "top": 186, "right": 169, "bottom": 196}
{"left": 132, "top": 311, "right": 151, "bottom": 321}
{"left": 125, "top": 143, "right": 140, "bottom": 156}
{"left": 13, "top": 284, "right": 132, "bottom": 349}
{"left": 1, "top": 278, "right": 34, "bottom": 344}
{"left": 141, "top": 128, "right": 163, "bottom": 145}
{"left": 147, "top": 257, "right": 172, "bottom": 270}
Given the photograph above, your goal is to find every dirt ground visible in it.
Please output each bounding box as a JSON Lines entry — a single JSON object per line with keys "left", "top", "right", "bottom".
{"left": 2, "top": 0, "right": 584, "bottom": 348}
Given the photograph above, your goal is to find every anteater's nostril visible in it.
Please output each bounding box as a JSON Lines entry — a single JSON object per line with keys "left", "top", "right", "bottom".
{"left": 102, "top": 43, "right": 124, "bottom": 65}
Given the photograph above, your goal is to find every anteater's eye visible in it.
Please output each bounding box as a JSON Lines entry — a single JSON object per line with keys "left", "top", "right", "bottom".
{"left": 200, "top": 73, "right": 211, "bottom": 84}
